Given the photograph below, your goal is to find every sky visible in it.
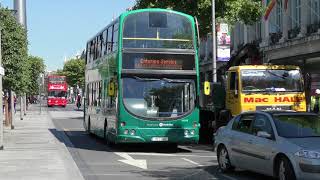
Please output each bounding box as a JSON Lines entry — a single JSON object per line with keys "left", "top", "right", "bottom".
{"left": 0, "top": 0, "right": 135, "bottom": 71}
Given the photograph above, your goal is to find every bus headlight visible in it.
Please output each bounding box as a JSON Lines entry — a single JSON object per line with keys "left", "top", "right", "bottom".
{"left": 120, "top": 122, "right": 126, "bottom": 127}
{"left": 184, "top": 130, "right": 189, "bottom": 136}
{"left": 124, "top": 129, "right": 129, "bottom": 135}
{"left": 130, "top": 129, "right": 136, "bottom": 136}
{"left": 190, "top": 130, "right": 195, "bottom": 135}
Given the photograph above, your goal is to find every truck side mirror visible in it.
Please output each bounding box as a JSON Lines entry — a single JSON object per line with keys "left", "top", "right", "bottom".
{"left": 204, "top": 81, "right": 210, "bottom": 95}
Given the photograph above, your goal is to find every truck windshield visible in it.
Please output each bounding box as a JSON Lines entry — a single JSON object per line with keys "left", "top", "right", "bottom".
{"left": 122, "top": 77, "right": 195, "bottom": 119}
{"left": 241, "top": 69, "right": 303, "bottom": 93}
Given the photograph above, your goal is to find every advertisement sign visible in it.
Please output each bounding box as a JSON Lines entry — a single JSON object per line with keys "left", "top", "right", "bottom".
{"left": 217, "top": 23, "right": 231, "bottom": 62}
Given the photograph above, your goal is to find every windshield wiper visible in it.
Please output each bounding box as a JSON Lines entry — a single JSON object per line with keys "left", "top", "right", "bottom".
{"left": 266, "top": 70, "right": 287, "bottom": 79}
{"left": 133, "top": 76, "right": 160, "bottom": 81}
{"left": 162, "top": 78, "right": 191, "bottom": 83}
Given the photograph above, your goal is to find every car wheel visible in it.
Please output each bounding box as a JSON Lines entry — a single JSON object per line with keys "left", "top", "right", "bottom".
{"left": 217, "top": 145, "right": 234, "bottom": 173}
{"left": 278, "top": 157, "right": 296, "bottom": 180}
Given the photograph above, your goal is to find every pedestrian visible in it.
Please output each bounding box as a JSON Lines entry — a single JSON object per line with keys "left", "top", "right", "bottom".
{"left": 76, "top": 93, "right": 81, "bottom": 109}
{"left": 14, "top": 95, "right": 17, "bottom": 113}
{"left": 311, "top": 89, "right": 320, "bottom": 114}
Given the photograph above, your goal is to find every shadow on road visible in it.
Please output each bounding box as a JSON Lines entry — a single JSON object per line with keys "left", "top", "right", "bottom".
{"left": 49, "top": 128, "right": 194, "bottom": 154}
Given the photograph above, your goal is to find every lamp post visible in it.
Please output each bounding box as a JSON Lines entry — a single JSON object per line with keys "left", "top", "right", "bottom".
{"left": 0, "top": 26, "right": 5, "bottom": 150}
{"left": 212, "top": 0, "right": 217, "bottom": 83}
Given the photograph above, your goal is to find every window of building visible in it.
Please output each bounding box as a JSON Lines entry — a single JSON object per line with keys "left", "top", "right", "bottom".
{"left": 291, "top": 0, "right": 301, "bottom": 28}
{"left": 311, "top": 0, "right": 320, "bottom": 24}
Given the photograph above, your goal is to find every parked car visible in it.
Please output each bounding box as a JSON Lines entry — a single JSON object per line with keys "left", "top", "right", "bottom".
{"left": 214, "top": 111, "right": 320, "bottom": 180}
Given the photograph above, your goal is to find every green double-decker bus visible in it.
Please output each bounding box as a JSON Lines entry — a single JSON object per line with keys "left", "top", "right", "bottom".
{"left": 84, "top": 8, "right": 200, "bottom": 145}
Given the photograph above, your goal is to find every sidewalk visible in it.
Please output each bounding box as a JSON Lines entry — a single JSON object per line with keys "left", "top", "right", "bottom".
{"left": 0, "top": 105, "right": 84, "bottom": 180}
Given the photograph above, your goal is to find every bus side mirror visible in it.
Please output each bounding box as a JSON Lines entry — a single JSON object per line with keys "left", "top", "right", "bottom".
{"left": 204, "top": 81, "right": 210, "bottom": 95}
{"left": 108, "top": 82, "right": 115, "bottom": 97}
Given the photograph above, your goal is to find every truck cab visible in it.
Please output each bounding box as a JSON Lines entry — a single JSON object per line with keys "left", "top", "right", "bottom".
{"left": 225, "top": 65, "right": 306, "bottom": 116}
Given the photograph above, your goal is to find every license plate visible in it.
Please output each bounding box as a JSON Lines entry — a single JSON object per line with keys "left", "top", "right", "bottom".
{"left": 151, "top": 137, "right": 168, "bottom": 142}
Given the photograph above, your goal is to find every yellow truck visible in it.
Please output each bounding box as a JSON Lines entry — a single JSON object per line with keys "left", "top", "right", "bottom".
{"left": 200, "top": 65, "right": 306, "bottom": 142}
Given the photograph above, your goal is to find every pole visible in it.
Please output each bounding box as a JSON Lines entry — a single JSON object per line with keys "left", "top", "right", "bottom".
{"left": 212, "top": 0, "right": 217, "bottom": 83}
{"left": 14, "top": 0, "right": 27, "bottom": 116}
{"left": 39, "top": 78, "right": 41, "bottom": 114}
{"left": 0, "top": 27, "right": 4, "bottom": 150}
{"left": 10, "top": 90, "right": 14, "bottom": 129}
{"left": 20, "top": 96, "right": 23, "bottom": 120}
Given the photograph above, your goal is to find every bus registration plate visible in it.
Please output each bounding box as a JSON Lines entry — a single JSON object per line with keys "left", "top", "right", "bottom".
{"left": 151, "top": 137, "right": 168, "bottom": 142}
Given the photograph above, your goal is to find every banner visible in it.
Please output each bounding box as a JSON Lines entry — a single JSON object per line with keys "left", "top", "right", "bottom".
{"left": 264, "top": 0, "right": 276, "bottom": 20}
{"left": 217, "top": 23, "right": 231, "bottom": 62}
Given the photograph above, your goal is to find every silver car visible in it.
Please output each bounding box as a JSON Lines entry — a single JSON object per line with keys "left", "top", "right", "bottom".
{"left": 214, "top": 111, "right": 320, "bottom": 180}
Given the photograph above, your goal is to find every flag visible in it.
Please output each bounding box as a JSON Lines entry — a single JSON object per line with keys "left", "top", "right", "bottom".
{"left": 284, "top": 0, "right": 289, "bottom": 10}
{"left": 264, "top": 0, "right": 276, "bottom": 20}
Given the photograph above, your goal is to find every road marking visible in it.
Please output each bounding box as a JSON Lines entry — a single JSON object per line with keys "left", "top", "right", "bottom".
{"left": 182, "top": 158, "right": 204, "bottom": 167}
{"left": 115, "top": 152, "right": 147, "bottom": 170}
{"left": 128, "top": 152, "right": 217, "bottom": 159}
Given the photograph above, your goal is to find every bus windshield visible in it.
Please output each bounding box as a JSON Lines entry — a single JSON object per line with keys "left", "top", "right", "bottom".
{"left": 122, "top": 77, "right": 195, "bottom": 119}
{"left": 123, "top": 11, "right": 194, "bottom": 49}
{"left": 241, "top": 69, "right": 303, "bottom": 93}
{"left": 48, "top": 91, "right": 67, "bottom": 98}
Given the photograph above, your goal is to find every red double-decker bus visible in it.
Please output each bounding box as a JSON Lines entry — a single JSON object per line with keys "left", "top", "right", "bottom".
{"left": 47, "top": 75, "right": 68, "bottom": 107}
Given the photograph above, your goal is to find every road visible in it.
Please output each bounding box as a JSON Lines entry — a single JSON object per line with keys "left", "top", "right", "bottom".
{"left": 48, "top": 104, "right": 270, "bottom": 180}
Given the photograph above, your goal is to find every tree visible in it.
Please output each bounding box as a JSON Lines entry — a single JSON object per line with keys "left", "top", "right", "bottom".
{"left": 26, "top": 55, "right": 45, "bottom": 95}
{"left": 133, "top": 0, "right": 263, "bottom": 37}
{"left": 62, "top": 58, "right": 85, "bottom": 88}
{"left": 0, "top": 7, "right": 28, "bottom": 94}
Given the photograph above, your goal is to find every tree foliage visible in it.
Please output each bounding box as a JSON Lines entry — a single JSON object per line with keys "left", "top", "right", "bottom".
{"left": 62, "top": 58, "right": 85, "bottom": 88}
{"left": 133, "top": 0, "right": 263, "bottom": 37}
{"left": 26, "top": 55, "right": 45, "bottom": 95}
{"left": 0, "top": 7, "right": 29, "bottom": 94}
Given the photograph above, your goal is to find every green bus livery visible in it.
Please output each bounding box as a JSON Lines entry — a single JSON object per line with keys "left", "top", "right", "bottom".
{"left": 84, "top": 9, "right": 200, "bottom": 145}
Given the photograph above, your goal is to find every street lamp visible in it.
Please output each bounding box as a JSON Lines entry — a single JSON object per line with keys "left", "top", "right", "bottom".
{"left": 38, "top": 73, "right": 43, "bottom": 114}
{"left": 212, "top": 0, "right": 217, "bottom": 83}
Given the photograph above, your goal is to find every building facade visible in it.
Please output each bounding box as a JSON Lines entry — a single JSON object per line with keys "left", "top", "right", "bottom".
{"left": 229, "top": 0, "right": 320, "bottom": 110}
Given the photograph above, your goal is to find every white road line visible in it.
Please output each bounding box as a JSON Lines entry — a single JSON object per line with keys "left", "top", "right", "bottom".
{"left": 182, "top": 158, "right": 204, "bottom": 167}
{"left": 128, "top": 152, "right": 217, "bottom": 158}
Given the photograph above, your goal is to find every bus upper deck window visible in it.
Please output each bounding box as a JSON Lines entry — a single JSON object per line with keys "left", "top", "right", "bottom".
{"left": 149, "top": 12, "right": 167, "bottom": 28}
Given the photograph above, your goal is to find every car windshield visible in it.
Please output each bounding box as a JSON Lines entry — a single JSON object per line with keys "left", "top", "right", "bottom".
{"left": 273, "top": 114, "right": 320, "bottom": 138}
{"left": 241, "top": 69, "right": 303, "bottom": 93}
{"left": 122, "top": 77, "right": 195, "bottom": 119}
{"left": 48, "top": 91, "right": 67, "bottom": 98}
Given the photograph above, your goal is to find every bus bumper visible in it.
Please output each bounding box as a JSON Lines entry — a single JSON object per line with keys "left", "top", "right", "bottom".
{"left": 116, "top": 135, "right": 199, "bottom": 144}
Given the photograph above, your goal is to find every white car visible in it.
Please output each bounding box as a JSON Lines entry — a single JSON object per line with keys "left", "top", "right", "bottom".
{"left": 214, "top": 111, "right": 320, "bottom": 180}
